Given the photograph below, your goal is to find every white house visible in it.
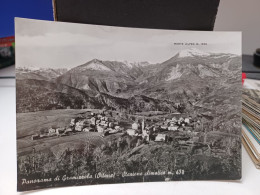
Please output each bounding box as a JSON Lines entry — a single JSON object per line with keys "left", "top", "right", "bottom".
{"left": 127, "top": 129, "right": 136, "bottom": 136}
{"left": 161, "top": 125, "right": 168, "bottom": 130}
{"left": 168, "top": 126, "right": 178, "bottom": 131}
{"left": 90, "top": 117, "right": 96, "bottom": 125}
{"left": 132, "top": 122, "right": 139, "bottom": 130}
{"left": 75, "top": 120, "right": 87, "bottom": 131}
{"left": 82, "top": 128, "right": 90, "bottom": 132}
{"left": 48, "top": 128, "right": 56, "bottom": 135}
{"left": 184, "top": 118, "right": 190, "bottom": 124}
{"left": 97, "top": 125, "right": 106, "bottom": 133}
{"left": 155, "top": 134, "right": 166, "bottom": 142}
{"left": 70, "top": 119, "right": 75, "bottom": 126}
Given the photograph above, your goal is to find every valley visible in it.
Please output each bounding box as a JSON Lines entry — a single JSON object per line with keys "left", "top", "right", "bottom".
{"left": 16, "top": 49, "right": 242, "bottom": 190}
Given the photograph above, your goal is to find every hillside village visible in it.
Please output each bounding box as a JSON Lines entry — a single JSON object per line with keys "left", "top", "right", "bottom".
{"left": 30, "top": 109, "right": 237, "bottom": 158}
{"left": 32, "top": 110, "right": 193, "bottom": 139}
{"left": 17, "top": 48, "right": 241, "bottom": 189}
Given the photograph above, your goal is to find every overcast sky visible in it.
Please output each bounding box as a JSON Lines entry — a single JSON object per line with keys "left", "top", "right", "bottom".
{"left": 15, "top": 18, "right": 241, "bottom": 69}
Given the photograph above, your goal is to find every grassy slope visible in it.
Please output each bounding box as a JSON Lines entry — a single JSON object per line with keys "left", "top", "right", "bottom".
{"left": 17, "top": 109, "right": 125, "bottom": 156}
{"left": 17, "top": 109, "right": 96, "bottom": 138}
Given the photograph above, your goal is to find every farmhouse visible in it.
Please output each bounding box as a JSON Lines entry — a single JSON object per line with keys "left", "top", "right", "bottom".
{"left": 75, "top": 119, "right": 88, "bottom": 131}
{"left": 168, "top": 125, "right": 179, "bottom": 131}
{"left": 48, "top": 128, "right": 56, "bottom": 135}
{"left": 70, "top": 119, "right": 75, "bottom": 126}
{"left": 90, "top": 117, "right": 96, "bottom": 125}
{"left": 31, "top": 134, "right": 40, "bottom": 140}
{"left": 127, "top": 129, "right": 136, "bottom": 136}
{"left": 56, "top": 127, "right": 65, "bottom": 135}
{"left": 155, "top": 134, "right": 167, "bottom": 142}
{"left": 97, "top": 125, "right": 106, "bottom": 133}
{"left": 132, "top": 122, "right": 139, "bottom": 130}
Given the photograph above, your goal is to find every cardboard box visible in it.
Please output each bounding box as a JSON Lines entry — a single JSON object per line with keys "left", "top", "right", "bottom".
{"left": 53, "top": 0, "right": 220, "bottom": 31}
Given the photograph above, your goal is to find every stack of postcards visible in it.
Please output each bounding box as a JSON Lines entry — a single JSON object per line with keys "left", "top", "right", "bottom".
{"left": 242, "top": 79, "right": 260, "bottom": 168}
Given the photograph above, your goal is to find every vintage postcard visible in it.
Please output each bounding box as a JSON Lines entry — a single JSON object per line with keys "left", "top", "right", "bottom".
{"left": 15, "top": 18, "right": 242, "bottom": 191}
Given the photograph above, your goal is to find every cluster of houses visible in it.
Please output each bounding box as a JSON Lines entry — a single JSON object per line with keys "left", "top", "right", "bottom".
{"left": 31, "top": 111, "right": 124, "bottom": 140}
{"left": 72, "top": 112, "right": 124, "bottom": 136}
{"left": 31, "top": 126, "right": 72, "bottom": 140}
{"left": 30, "top": 110, "right": 225, "bottom": 158}
{"left": 31, "top": 111, "right": 217, "bottom": 158}
{"left": 126, "top": 116, "right": 194, "bottom": 142}
{"left": 31, "top": 110, "right": 196, "bottom": 144}
{"left": 160, "top": 116, "right": 192, "bottom": 131}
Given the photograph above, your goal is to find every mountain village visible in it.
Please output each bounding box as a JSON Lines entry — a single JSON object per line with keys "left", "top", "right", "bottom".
{"left": 17, "top": 47, "right": 241, "bottom": 188}
{"left": 32, "top": 110, "right": 192, "bottom": 139}
{"left": 29, "top": 109, "right": 233, "bottom": 158}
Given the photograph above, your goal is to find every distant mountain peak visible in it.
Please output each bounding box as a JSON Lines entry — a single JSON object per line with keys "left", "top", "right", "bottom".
{"left": 123, "top": 60, "right": 151, "bottom": 68}
{"left": 17, "top": 65, "right": 41, "bottom": 71}
{"left": 82, "top": 59, "right": 112, "bottom": 71}
{"left": 177, "top": 48, "right": 210, "bottom": 58}
{"left": 91, "top": 58, "right": 101, "bottom": 63}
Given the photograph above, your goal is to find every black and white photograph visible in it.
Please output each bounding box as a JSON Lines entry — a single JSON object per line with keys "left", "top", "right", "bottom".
{"left": 15, "top": 18, "right": 242, "bottom": 191}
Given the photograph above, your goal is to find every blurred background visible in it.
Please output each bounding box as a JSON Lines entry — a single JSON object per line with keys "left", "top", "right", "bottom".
{"left": 215, "top": 0, "right": 260, "bottom": 55}
{"left": 1, "top": 0, "right": 259, "bottom": 54}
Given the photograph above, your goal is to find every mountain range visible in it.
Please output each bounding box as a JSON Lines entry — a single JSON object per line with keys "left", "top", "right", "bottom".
{"left": 16, "top": 48, "right": 241, "bottom": 118}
